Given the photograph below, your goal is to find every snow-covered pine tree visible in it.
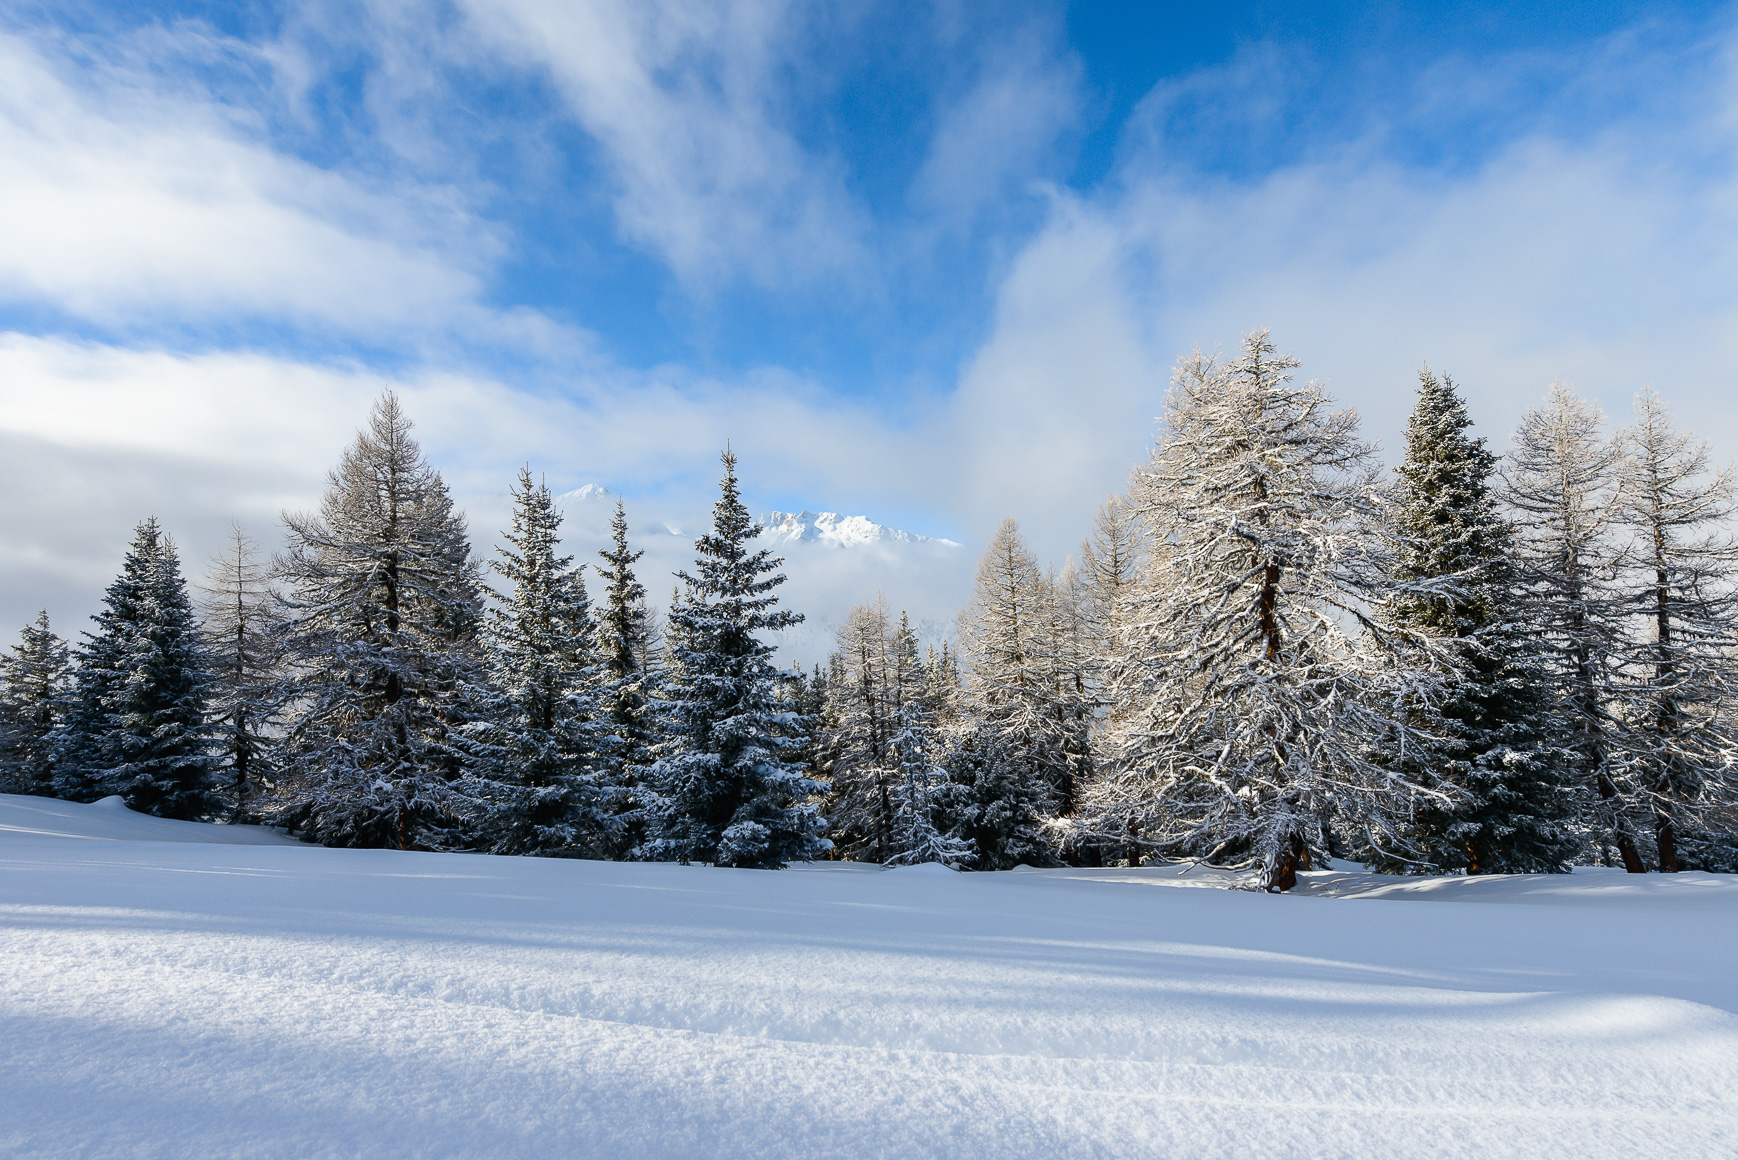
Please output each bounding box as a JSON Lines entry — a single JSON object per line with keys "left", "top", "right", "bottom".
{"left": 594, "top": 498, "right": 657, "bottom": 852}
{"left": 824, "top": 597, "right": 899, "bottom": 860}
{"left": 199, "top": 524, "right": 286, "bottom": 823}
{"left": 1609, "top": 387, "right": 1738, "bottom": 872}
{"left": 462, "top": 468, "right": 609, "bottom": 857}
{"left": 1504, "top": 382, "right": 1640, "bottom": 870}
{"left": 883, "top": 611, "right": 973, "bottom": 868}
{"left": 1376, "top": 369, "right": 1577, "bottom": 874}
{"left": 0, "top": 612, "right": 71, "bottom": 796}
{"left": 1080, "top": 330, "right": 1448, "bottom": 891}
{"left": 275, "top": 393, "right": 485, "bottom": 850}
{"left": 956, "top": 518, "right": 1084, "bottom": 819}
{"left": 55, "top": 519, "right": 218, "bottom": 818}
{"left": 641, "top": 449, "right": 827, "bottom": 868}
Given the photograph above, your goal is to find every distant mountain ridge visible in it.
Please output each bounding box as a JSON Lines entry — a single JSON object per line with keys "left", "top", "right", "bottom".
{"left": 757, "top": 510, "right": 959, "bottom": 549}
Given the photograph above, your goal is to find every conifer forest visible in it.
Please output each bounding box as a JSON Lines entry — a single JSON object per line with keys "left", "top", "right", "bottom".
{"left": 8, "top": 331, "right": 1735, "bottom": 890}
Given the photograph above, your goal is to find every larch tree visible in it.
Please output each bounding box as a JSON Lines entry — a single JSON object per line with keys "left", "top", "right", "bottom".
{"left": 199, "top": 524, "right": 286, "bottom": 823}
{"left": 825, "top": 597, "right": 899, "bottom": 860}
{"left": 1610, "top": 387, "right": 1738, "bottom": 872}
{"left": 642, "top": 449, "right": 826, "bottom": 868}
{"left": 275, "top": 392, "right": 485, "bottom": 850}
{"left": 1082, "top": 330, "right": 1448, "bottom": 892}
{"left": 956, "top": 518, "right": 1083, "bottom": 821}
{"left": 55, "top": 519, "right": 218, "bottom": 818}
{"left": 1377, "top": 369, "right": 1577, "bottom": 874}
{"left": 883, "top": 611, "right": 974, "bottom": 868}
{"left": 0, "top": 612, "right": 71, "bottom": 796}
{"left": 462, "top": 468, "right": 608, "bottom": 856}
{"left": 1504, "top": 382, "right": 1640, "bottom": 870}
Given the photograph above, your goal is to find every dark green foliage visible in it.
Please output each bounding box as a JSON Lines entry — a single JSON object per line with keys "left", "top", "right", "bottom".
{"left": 460, "top": 469, "right": 610, "bottom": 856}
{"left": 1379, "top": 369, "right": 1578, "bottom": 874}
{"left": 0, "top": 611, "right": 71, "bottom": 796}
{"left": 642, "top": 450, "right": 826, "bottom": 868}
{"left": 55, "top": 519, "right": 219, "bottom": 819}
{"left": 938, "top": 724, "right": 1055, "bottom": 871}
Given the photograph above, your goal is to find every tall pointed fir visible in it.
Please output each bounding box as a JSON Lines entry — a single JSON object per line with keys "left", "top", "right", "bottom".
{"left": 199, "top": 524, "right": 286, "bottom": 823}
{"left": 642, "top": 449, "right": 826, "bottom": 868}
{"left": 462, "top": 468, "right": 609, "bottom": 856}
{"left": 1377, "top": 369, "right": 1576, "bottom": 874}
{"left": 1081, "top": 331, "right": 1448, "bottom": 891}
{"left": 1610, "top": 388, "right": 1738, "bottom": 872}
{"left": 594, "top": 498, "right": 657, "bottom": 853}
{"left": 275, "top": 393, "right": 485, "bottom": 849}
{"left": 0, "top": 612, "right": 71, "bottom": 796}
{"left": 1504, "top": 382, "right": 1639, "bottom": 870}
{"left": 55, "top": 519, "right": 218, "bottom": 818}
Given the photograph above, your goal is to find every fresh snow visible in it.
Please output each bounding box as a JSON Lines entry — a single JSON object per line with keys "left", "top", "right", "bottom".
{"left": 2, "top": 793, "right": 1734, "bottom": 1160}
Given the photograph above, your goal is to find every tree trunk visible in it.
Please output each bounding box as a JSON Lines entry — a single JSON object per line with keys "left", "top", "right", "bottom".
{"left": 1654, "top": 808, "right": 1680, "bottom": 873}
{"left": 1595, "top": 771, "right": 1647, "bottom": 873}
{"left": 1268, "top": 831, "right": 1307, "bottom": 893}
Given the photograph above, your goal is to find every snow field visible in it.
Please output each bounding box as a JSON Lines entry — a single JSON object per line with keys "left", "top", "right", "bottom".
{"left": 1, "top": 793, "right": 1735, "bottom": 1159}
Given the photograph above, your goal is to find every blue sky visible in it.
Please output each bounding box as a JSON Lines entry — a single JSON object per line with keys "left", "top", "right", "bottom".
{"left": 3, "top": 0, "right": 1736, "bottom": 646}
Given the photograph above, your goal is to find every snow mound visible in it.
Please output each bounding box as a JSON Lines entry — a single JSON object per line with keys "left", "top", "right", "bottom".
{"left": 0, "top": 792, "right": 302, "bottom": 846}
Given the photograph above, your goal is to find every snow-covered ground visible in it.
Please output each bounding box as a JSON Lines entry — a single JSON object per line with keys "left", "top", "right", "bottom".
{"left": 1, "top": 793, "right": 1733, "bottom": 1160}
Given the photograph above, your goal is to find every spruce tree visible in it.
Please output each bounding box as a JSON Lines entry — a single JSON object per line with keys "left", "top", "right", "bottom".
{"left": 0, "top": 612, "right": 71, "bottom": 796}
{"left": 594, "top": 498, "right": 657, "bottom": 852}
{"left": 1504, "top": 382, "right": 1639, "bottom": 870}
{"left": 641, "top": 449, "right": 826, "bottom": 868}
{"left": 199, "top": 525, "right": 285, "bottom": 823}
{"left": 462, "top": 468, "right": 609, "bottom": 856}
{"left": 1378, "top": 369, "right": 1577, "bottom": 874}
{"left": 275, "top": 393, "right": 485, "bottom": 850}
{"left": 1080, "top": 330, "right": 1448, "bottom": 891}
{"left": 55, "top": 519, "right": 218, "bottom": 818}
{"left": 1610, "top": 387, "right": 1738, "bottom": 872}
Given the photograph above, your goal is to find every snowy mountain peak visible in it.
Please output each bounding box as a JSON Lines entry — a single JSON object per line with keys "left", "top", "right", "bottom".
{"left": 757, "top": 510, "right": 958, "bottom": 549}
{"left": 557, "top": 483, "right": 613, "bottom": 504}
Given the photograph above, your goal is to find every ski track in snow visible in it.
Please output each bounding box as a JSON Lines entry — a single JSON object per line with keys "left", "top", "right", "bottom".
{"left": 1, "top": 794, "right": 1734, "bottom": 1159}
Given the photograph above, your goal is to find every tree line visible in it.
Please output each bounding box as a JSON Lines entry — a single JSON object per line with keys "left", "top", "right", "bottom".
{"left": 2, "top": 332, "right": 1735, "bottom": 888}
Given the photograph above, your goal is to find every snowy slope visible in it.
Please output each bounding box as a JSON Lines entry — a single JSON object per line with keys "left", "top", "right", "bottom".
{"left": 2, "top": 793, "right": 1734, "bottom": 1160}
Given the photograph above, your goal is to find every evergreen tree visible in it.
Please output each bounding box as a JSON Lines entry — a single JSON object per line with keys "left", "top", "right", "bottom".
{"left": 1610, "top": 387, "right": 1738, "bottom": 872}
{"left": 462, "top": 468, "right": 608, "bottom": 856}
{"left": 0, "top": 612, "right": 71, "bottom": 796}
{"left": 641, "top": 449, "right": 827, "bottom": 868}
{"left": 199, "top": 524, "right": 285, "bottom": 823}
{"left": 55, "top": 519, "right": 218, "bottom": 818}
{"left": 1377, "top": 369, "right": 1577, "bottom": 874}
{"left": 937, "top": 722, "right": 1053, "bottom": 870}
{"left": 275, "top": 393, "right": 485, "bottom": 850}
{"left": 1080, "top": 331, "right": 1448, "bottom": 891}
{"left": 1504, "top": 382, "right": 1640, "bottom": 870}
{"left": 594, "top": 498, "right": 657, "bottom": 852}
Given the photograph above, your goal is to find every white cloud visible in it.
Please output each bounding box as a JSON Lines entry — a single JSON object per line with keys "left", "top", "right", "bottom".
{"left": 458, "top": 0, "right": 865, "bottom": 288}
{"left": 0, "top": 31, "right": 491, "bottom": 333}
